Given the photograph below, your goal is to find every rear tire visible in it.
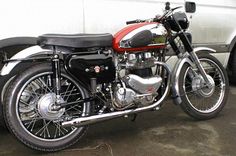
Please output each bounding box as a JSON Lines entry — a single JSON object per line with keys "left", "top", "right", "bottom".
{"left": 1, "top": 62, "right": 41, "bottom": 128}
{"left": 0, "top": 75, "right": 16, "bottom": 128}
{"left": 4, "top": 63, "right": 90, "bottom": 151}
{"left": 179, "top": 53, "right": 229, "bottom": 120}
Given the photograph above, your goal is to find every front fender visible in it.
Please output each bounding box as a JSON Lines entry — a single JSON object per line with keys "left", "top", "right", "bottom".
{"left": 193, "top": 47, "right": 216, "bottom": 53}
{"left": 0, "top": 45, "right": 53, "bottom": 76}
{"left": 171, "top": 53, "right": 193, "bottom": 105}
{"left": 172, "top": 47, "right": 216, "bottom": 105}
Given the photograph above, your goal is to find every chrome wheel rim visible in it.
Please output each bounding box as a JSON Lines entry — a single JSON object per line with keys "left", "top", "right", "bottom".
{"left": 16, "top": 72, "right": 86, "bottom": 141}
{"left": 183, "top": 58, "right": 226, "bottom": 113}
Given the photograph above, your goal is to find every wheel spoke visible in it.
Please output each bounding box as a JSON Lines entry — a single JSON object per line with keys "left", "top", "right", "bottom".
{"left": 61, "top": 92, "right": 80, "bottom": 97}
{"left": 39, "top": 77, "right": 53, "bottom": 93}
{"left": 61, "top": 82, "right": 72, "bottom": 98}
{"left": 53, "top": 122, "right": 68, "bottom": 137}
{"left": 68, "top": 106, "right": 81, "bottom": 113}
{"left": 36, "top": 119, "right": 51, "bottom": 136}
{"left": 20, "top": 100, "right": 31, "bottom": 106}
{"left": 29, "top": 84, "right": 43, "bottom": 98}
{"left": 65, "top": 86, "right": 76, "bottom": 102}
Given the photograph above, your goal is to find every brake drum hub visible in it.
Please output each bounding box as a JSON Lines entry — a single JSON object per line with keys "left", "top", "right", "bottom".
{"left": 192, "top": 74, "right": 215, "bottom": 98}
{"left": 37, "top": 93, "right": 65, "bottom": 120}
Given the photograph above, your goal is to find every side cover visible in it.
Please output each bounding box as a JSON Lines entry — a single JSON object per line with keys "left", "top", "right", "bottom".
{"left": 66, "top": 54, "right": 116, "bottom": 84}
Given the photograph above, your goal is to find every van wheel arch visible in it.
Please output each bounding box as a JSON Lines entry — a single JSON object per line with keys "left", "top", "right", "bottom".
{"left": 228, "top": 36, "right": 236, "bottom": 84}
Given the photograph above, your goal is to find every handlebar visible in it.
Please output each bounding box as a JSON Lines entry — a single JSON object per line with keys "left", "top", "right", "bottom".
{"left": 126, "top": 19, "right": 145, "bottom": 25}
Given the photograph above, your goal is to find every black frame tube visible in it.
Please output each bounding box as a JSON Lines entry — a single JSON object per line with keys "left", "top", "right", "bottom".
{"left": 2, "top": 56, "right": 52, "bottom": 63}
{"left": 178, "top": 32, "right": 193, "bottom": 53}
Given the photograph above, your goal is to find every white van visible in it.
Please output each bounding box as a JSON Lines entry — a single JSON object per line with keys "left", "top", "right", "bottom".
{"left": 188, "top": 0, "right": 236, "bottom": 83}
{"left": 0, "top": 0, "right": 236, "bottom": 80}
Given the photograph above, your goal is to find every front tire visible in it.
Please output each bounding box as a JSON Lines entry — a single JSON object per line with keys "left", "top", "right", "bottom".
{"left": 179, "top": 53, "right": 229, "bottom": 120}
{"left": 4, "top": 64, "right": 90, "bottom": 151}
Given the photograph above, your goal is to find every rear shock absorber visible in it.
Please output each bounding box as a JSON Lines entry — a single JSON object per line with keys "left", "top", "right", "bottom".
{"left": 51, "top": 47, "right": 61, "bottom": 105}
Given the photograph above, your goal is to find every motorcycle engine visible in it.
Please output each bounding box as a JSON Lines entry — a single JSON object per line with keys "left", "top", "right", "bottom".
{"left": 113, "top": 52, "right": 162, "bottom": 109}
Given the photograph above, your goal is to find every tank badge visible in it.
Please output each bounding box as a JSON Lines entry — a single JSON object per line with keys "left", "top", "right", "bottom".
{"left": 94, "top": 66, "right": 101, "bottom": 73}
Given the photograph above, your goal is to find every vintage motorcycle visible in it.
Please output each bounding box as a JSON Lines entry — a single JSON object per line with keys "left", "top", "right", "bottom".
{"left": 1, "top": 2, "right": 229, "bottom": 151}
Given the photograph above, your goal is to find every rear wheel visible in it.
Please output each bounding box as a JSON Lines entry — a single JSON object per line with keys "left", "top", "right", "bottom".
{"left": 179, "top": 53, "right": 229, "bottom": 120}
{"left": 4, "top": 64, "right": 90, "bottom": 151}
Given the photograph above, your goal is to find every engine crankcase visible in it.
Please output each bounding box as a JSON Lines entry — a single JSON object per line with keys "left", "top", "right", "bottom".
{"left": 126, "top": 74, "right": 162, "bottom": 94}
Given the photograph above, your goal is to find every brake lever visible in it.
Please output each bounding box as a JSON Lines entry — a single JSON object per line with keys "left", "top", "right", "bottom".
{"left": 171, "top": 6, "right": 182, "bottom": 11}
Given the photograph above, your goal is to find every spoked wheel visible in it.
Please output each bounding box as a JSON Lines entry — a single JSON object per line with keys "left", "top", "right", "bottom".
{"left": 179, "top": 53, "right": 229, "bottom": 120}
{"left": 4, "top": 64, "right": 90, "bottom": 151}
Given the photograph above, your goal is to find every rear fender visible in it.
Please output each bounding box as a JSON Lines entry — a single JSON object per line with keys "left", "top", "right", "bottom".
{"left": 0, "top": 37, "right": 37, "bottom": 50}
{"left": 0, "top": 45, "right": 53, "bottom": 76}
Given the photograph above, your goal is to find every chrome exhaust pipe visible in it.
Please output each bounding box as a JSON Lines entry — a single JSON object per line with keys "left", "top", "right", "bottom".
{"left": 62, "top": 94, "right": 167, "bottom": 127}
{"left": 62, "top": 61, "right": 171, "bottom": 127}
{"left": 62, "top": 108, "right": 145, "bottom": 127}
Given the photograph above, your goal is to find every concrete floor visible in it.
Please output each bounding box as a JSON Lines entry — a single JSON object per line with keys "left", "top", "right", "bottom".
{"left": 1, "top": 86, "right": 236, "bottom": 156}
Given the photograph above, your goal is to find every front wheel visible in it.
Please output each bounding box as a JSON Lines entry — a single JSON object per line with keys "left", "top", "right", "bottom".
{"left": 178, "top": 53, "right": 229, "bottom": 120}
{"left": 4, "top": 64, "right": 90, "bottom": 151}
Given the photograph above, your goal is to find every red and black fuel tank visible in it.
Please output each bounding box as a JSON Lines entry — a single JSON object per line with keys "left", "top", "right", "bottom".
{"left": 113, "top": 23, "right": 167, "bottom": 53}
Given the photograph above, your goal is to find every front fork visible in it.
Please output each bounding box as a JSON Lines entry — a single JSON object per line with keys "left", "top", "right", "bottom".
{"left": 178, "top": 32, "right": 212, "bottom": 88}
{"left": 188, "top": 51, "right": 212, "bottom": 87}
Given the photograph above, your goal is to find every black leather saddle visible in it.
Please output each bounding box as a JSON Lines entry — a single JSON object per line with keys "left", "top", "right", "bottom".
{"left": 37, "top": 33, "right": 113, "bottom": 48}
